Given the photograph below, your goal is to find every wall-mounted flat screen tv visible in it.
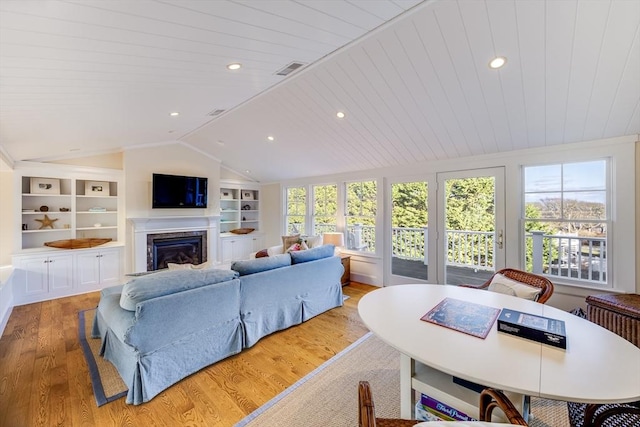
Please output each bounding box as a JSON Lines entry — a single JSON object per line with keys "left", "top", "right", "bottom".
{"left": 152, "top": 173, "right": 208, "bottom": 208}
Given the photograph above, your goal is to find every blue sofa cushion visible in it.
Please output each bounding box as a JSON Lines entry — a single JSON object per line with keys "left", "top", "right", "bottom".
{"left": 231, "top": 253, "right": 291, "bottom": 276}
{"left": 119, "top": 268, "right": 239, "bottom": 311}
{"left": 290, "top": 244, "right": 334, "bottom": 264}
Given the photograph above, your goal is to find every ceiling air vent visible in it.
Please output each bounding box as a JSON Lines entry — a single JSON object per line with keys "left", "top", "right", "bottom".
{"left": 275, "top": 61, "right": 306, "bottom": 76}
{"left": 207, "top": 109, "right": 226, "bottom": 117}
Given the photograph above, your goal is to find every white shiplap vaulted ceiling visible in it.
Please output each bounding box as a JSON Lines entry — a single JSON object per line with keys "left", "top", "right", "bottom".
{"left": 1, "top": 0, "right": 639, "bottom": 182}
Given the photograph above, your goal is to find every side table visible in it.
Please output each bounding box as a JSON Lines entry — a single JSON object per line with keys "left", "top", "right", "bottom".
{"left": 339, "top": 254, "right": 351, "bottom": 286}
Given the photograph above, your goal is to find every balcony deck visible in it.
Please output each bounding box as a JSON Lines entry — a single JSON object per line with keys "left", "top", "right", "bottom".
{"left": 392, "top": 258, "right": 494, "bottom": 285}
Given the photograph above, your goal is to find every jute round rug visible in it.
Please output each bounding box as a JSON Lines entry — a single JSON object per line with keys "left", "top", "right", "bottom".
{"left": 235, "top": 333, "right": 570, "bottom": 427}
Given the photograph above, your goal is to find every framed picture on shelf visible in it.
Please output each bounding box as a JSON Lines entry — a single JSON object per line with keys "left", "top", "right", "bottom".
{"left": 241, "top": 190, "right": 254, "bottom": 200}
{"left": 220, "top": 190, "right": 233, "bottom": 200}
{"left": 85, "top": 181, "right": 110, "bottom": 196}
{"left": 30, "top": 177, "right": 61, "bottom": 195}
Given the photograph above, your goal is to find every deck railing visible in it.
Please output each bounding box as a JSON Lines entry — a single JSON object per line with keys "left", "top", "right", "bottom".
{"left": 527, "top": 231, "right": 606, "bottom": 284}
{"left": 333, "top": 225, "right": 607, "bottom": 285}
{"left": 446, "top": 230, "right": 495, "bottom": 270}
{"left": 390, "top": 227, "right": 606, "bottom": 284}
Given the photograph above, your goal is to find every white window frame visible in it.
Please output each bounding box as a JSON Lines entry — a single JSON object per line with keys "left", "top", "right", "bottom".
{"left": 312, "top": 183, "right": 338, "bottom": 236}
{"left": 344, "top": 179, "right": 378, "bottom": 254}
{"left": 522, "top": 158, "right": 612, "bottom": 288}
{"left": 283, "top": 185, "right": 307, "bottom": 235}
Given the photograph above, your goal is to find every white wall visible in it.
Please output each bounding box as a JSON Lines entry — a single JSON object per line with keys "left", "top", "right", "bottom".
{"left": 0, "top": 164, "right": 14, "bottom": 267}
{"left": 636, "top": 141, "right": 640, "bottom": 294}
{"left": 122, "top": 143, "right": 221, "bottom": 272}
{"left": 274, "top": 136, "right": 638, "bottom": 310}
{"left": 50, "top": 152, "right": 123, "bottom": 170}
{"left": 260, "top": 183, "right": 281, "bottom": 247}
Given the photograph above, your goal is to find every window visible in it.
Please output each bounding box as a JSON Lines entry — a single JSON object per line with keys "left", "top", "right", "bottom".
{"left": 345, "top": 180, "right": 377, "bottom": 252}
{"left": 313, "top": 184, "right": 337, "bottom": 235}
{"left": 285, "top": 186, "right": 306, "bottom": 235}
{"left": 523, "top": 160, "right": 608, "bottom": 285}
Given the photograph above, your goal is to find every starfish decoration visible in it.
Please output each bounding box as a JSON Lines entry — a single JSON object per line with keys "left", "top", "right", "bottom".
{"left": 35, "top": 214, "right": 58, "bottom": 230}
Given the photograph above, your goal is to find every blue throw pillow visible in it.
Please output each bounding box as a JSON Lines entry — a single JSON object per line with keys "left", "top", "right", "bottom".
{"left": 290, "top": 244, "right": 335, "bottom": 264}
{"left": 119, "top": 268, "right": 239, "bottom": 311}
{"left": 231, "top": 253, "right": 292, "bottom": 276}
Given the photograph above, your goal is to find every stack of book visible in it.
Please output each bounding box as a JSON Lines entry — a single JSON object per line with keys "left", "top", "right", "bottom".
{"left": 414, "top": 393, "right": 476, "bottom": 422}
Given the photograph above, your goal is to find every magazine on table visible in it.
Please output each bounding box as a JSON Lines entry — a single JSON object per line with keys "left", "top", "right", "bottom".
{"left": 421, "top": 297, "right": 501, "bottom": 339}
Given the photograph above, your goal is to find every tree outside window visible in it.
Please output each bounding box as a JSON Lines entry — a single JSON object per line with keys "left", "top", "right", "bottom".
{"left": 285, "top": 186, "right": 306, "bottom": 235}
{"left": 345, "top": 180, "right": 376, "bottom": 252}
{"left": 523, "top": 160, "right": 608, "bottom": 285}
{"left": 313, "top": 184, "right": 337, "bottom": 235}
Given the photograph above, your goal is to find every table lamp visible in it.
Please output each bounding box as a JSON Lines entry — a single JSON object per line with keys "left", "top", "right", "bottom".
{"left": 323, "top": 232, "right": 344, "bottom": 254}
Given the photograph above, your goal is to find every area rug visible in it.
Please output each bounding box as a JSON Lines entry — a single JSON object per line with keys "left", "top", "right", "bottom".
{"left": 234, "top": 332, "right": 570, "bottom": 427}
{"left": 78, "top": 309, "right": 128, "bottom": 406}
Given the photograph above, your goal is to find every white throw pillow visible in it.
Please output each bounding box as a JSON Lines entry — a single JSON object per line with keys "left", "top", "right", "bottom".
{"left": 305, "top": 235, "right": 323, "bottom": 248}
{"left": 266, "top": 245, "right": 284, "bottom": 257}
{"left": 167, "top": 261, "right": 211, "bottom": 270}
{"left": 488, "top": 273, "right": 541, "bottom": 301}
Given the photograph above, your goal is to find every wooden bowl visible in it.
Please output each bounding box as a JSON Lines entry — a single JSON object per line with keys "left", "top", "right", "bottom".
{"left": 229, "top": 228, "right": 255, "bottom": 235}
{"left": 44, "top": 238, "right": 112, "bottom": 249}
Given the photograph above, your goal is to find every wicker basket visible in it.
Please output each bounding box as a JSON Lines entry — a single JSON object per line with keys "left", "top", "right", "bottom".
{"left": 586, "top": 293, "right": 640, "bottom": 347}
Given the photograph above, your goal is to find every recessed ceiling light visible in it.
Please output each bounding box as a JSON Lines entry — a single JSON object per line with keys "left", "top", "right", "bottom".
{"left": 336, "top": 111, "right": 345, "bottom": 119}
{"left": 170, "top": 112, "right": 179, "bottom": 116}
{"left": 217, "top": 140, "right": 225, "bottom": 146}
{"left": 267, "top": 136, "right": 275, "bottom": 141}
{"left": 489, "top": 56, "right": 506, "bottom": 69}
{"left": 245, "top": 170, "right": 251, "bottom": 174}
{"left": 227, "top": 63, "right": 242, "bottom": 70}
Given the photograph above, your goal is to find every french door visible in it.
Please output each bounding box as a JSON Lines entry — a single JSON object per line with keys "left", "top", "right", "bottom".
{"left": 386, "top": 168, "right": 505, "bottom": 286}
{"left": 436, "top": 168, "right": 505, "bottom": 286}
{"left": 386, "top": 176, "right": 435, "bottom": 285}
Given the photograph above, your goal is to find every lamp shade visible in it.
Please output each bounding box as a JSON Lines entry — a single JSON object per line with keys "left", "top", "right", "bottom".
{"left": 323, "top": 232, "right": 344, "bottom": 247}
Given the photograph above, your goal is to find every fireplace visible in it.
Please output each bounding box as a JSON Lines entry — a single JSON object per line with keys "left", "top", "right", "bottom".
{"left": 147, "top": 231, "right": 207, "bottom": 271}
{"left": 129, "top": 216, "right": 219, "bottom": 273}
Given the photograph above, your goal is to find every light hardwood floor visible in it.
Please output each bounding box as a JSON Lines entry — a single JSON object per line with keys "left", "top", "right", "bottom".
{"left": 0, "top": 282, "right": 377, "bottom": 427}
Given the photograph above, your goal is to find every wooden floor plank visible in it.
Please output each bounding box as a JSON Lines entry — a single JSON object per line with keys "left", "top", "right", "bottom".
{"left": 0, "top": 282, "right": 377, "bottom": 426}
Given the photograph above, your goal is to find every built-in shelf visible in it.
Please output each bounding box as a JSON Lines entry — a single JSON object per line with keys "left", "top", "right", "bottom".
{"left": 219, "top": 183, "right": 260, "bottom": 234}
{"left": 17, "top": 172, "right": 122, "bottom": 250}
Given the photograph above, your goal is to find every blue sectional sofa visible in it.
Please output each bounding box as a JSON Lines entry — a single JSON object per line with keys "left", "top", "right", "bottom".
{"left": 91, "top": 245, "right": 343, "bottom": 405}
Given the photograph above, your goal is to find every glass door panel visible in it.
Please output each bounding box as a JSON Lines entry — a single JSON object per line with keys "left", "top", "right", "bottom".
{"left": 437, "top": 168, "right": 505, "bottom": 286}
{"left": 388, "top": 180, "right": 430, "bottom": 284}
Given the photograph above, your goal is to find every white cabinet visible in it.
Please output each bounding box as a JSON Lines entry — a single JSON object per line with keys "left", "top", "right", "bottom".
{"left": 76, "top": 248, "right": 122, "bottom": 291}
{"left": 12, "top": 246, "right": 123, "bottom": 305}
{"left": 220, "top": 233, "right": 265, "bottom": 263}
{"left": 13, "top": 253, "right": 73, "bottom": 304}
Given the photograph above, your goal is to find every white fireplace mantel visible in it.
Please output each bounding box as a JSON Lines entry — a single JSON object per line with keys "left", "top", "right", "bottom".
{"left": 129, "top": 216, "right": 220, "bottom": 272}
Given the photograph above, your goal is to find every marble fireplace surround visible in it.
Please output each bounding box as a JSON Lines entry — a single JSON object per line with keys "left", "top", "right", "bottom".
{"left": 129, "top": 216, "right": 219, "bottom": 273}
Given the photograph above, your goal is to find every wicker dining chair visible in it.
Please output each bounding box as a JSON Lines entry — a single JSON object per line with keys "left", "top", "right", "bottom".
{"left": 479, "top": 388, "right": 528, "bottom": 425}
{"left": 465, "top": 268, "right": 555, "bottom": 304}
{"left": 358, "top": 381, "right": 529, "bottom": 426}
{"left": 566, "top": 401, "right": 640, "bottom": 427}
{"left": 358, "top": 381, "right": 417, "bottom": 427}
